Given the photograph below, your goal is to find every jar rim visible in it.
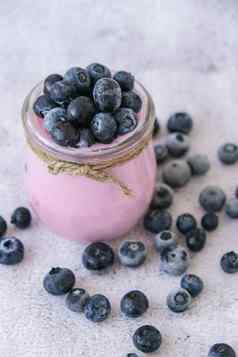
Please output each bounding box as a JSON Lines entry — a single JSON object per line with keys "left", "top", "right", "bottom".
{"left": 22, "top": 80, "right": 155, "bottom": 164}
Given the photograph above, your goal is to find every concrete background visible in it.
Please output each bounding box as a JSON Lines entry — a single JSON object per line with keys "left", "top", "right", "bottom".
{"left": 0, "top": 1, "right": 238, "bottom": 356}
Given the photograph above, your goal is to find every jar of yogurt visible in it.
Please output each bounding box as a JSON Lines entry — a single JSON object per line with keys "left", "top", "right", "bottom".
{"left": 22, "top": 80, "right": 156, "bottom": 242}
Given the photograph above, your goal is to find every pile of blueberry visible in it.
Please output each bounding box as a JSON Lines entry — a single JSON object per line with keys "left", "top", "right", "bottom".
{"left": 33, "top": 63, "right": 143, "bottom": 147}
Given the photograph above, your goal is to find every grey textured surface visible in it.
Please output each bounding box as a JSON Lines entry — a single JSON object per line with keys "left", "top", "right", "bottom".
{"left": 0, "top": 1, "right": 238, "bottom": 356}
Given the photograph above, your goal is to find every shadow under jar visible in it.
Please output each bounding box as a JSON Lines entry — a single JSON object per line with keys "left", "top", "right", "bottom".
{"left": 22, "top": 80, "right": 156, "bottom": 242}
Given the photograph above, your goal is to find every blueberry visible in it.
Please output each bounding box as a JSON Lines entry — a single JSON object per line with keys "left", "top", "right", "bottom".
{"left": 201, "top": 212, "right": 219, "bottom": 231}
{"left": 144, "top": 209, "right": 172, "bottom": 234}
{"left": 199, "top": 186, "right": 226, "bottom": 212}
{"left": 48, "top": 80, "right": 76, "bottom": 106}
{"left": 166, "top": 133, "right": 190, "bottom": 158}
{"left": 127, "top": 354, "right": 139, "bottom": 357}
{"left": 154, "top": 144, "right": 169, "bottom": 164}
{"left": 113, "top": 71, "right": 134, "bottom": 91}
{"left": 11, "top": 207, "right": 31, "bottom": 229}
{"left": 50, "top": 121, "right": 80, "bottom": 147}
{"left": 218, "top": 143, "right": 238, "bottom": 165}
{"left": 155, "top": 230, "right": 177, "bottom": 254}
{"left": 91, "top": 112, "right": 117, "bottom": 144}
{"left": 87, "top": 63, "right": 111, "bottom": 84}
{"left": 82, "top": 242, "right": 114, "bottom": 271}
{"left": 167, "top": 288, "right": 192, "bottom": 313}
{"left": 208, "top": 343, "right": 236, "bottom": 357}
{"left": 43, "top": 74, "right": 63, "bottom": 96}
{"left": 93, "top": 78, "right": 122, "bottom": 112}
{"left": 225, "top": 198, "right": 238, "bottom": 218}
{"left": 167, "top": 112, "right": 193, "bottom": 134}
{"left": 43, "top": 267, "right": 75, "bottom": 295}
{"left": 67, "top": 96, "right": 95, "bottom": 128}
{"left": 121, "top": 290, "right": 149, "bottom": 318}
{"left": 162, "top": 160, "right": 192, "bottom": 188}
{"left": 150, "top": 183, "right": 174, "bottom": 209}
{"left": 176, "top": 213, "right": 197, "bottom": 235}
{"left": 66, "top": 288, "right": 90, "bottom": 313}
{"left": 187, "top": 154, "right": 210, "bottom": 175}
{"left": 0, "top": 237, "right": 24, "bottom": 265}
{"left": 160, "top": 246, "right": 190, "bottom": 276}
{"left": 64, "top": 67, "right": 91, "bottom": 95}
{"left": 186, "top": 228, "right": 207, "bottom": 252}
{"left": 78, "top": 128, "right": 96, "bottom": 148}
{"left": 0, "top": 216, "right": 7, "bottom": 237}
{"left": 153, "top": 117, "right": 160, "bottom": 137}
{"left": 33, "top": 95, "right": 58, "bottom": 118}
{"left": 118, "top": 241, "right": 147, "bottom": 268}
{"left": 44, "top": 107, "right": 67, "bottom": 133}
{"left": 114, "top": 108, "right": 137, "bottom": 135}
{"left": 121, "top": 91, "right": 142, "bottom": 113}
{"left": 84, "top": 294, "right": 111, "bottom": 322}
{"left": 133, "top": 325, "right": 162, "bottom": 353}
{"left": 181, "top": 274, "right": 204, "bottom": 297}
{"left": 220, "top": 251, "right": 238, "bottom": 273}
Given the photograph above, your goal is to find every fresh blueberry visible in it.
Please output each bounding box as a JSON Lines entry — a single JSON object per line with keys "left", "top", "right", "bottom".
{"left": 166, "top": 133, "right": 190, "bottom": 158}
{"left": 33, "top": 95, "right": 58, "bottom": 118}
{"left": 153, "top": 117, "right": 160, "bottom": 137}
{"left": 93, "top": 78, "right": 122, "bottom": 112}
{"left": 187, "top": 154, "right": 210, "bottom": 175}
{"left": 127, "top": 354, "right": 139, "bottom": 357}
{"left": 113, "top": 71, "right": 134, "bottom": 91}
{"left": 199, "top": 186, "right": 226, "bottom": 212}
{"left": 78, "top": 128, "right": 96, "bottom": 148}
{"left": 84, "top": 294, "right": 111, "bottom": 322}
{"left": 87, "top": 63, "right": 111, "bottom": 84}
{"left": 0, "top": 216, "right": 7, "bottom": 237}
{"left": 225, "top": 198, "right": 238, "bottom": 218}
{"left": 48, "top": 80, "right": 76, "bottom": 106}
{"left": 186, "top": 228, "right": 207, "bottom": 252}
{"left": 121, "top": 91, "right": 142, "bottom": 113}
{"left": 181, "top": 274, "right": 204, "bottom": 297}
{"left": 43, "top": 74, "right": 63, "bottom": 96}
{"left": 155, "top": 230, "right": 177, "bottom": 254}
{"left": 120, "top": 290, "right": 149, "bottom": 318}
{"left": 167, "top": 288, "right": 192, "bottom": 313}
{"left": 82, "top": 242, "right": 115, "bottom": 271}
{"left": 160, "top": 246, "right": 190, "bottom": 276}
{"left": 64, "top": 67, "right": 91, "bottom": 95}
{"left": 0, "top": 237, "right": 24, "bottom": 265}
{"left": 176, "top": 213, "right": 197, "bottom": 235}
{"left": 150, "top": 183, "right": 174, "bottom": 210}
{"left": 154, "top": 144, "right": 169, "bottom": 164}
{"left": 167, "top": 112, "right": 193, "bottom": 134}
{"left": 91, "top": 112, "right": 117, "bottom": 144}
{"left": 50, "top": 121, "right": 80, "bottom": 147}
{"left": 66, "top": 288, "right": 90, "bottom": 313}
{"left": 208, "top": 343, "right": 236, "bottom": 357}
{"left": 218, "top": 143, "right": 238, "bottom": 165}
{"left": 114, "top": 108, "right": 137, "bottom": 135}
{"left": 118, "top": 241, "right": 147, "bottom": 268}
{"left": 144, "top": 209, "right": 172, "bottom": 234}
{"left": 220, "top": 251, "right": 238, "bottom": 274}
{"left": 201, "top": 212, "right": 219, "bottom": 231}
{"left": 133, "top": 325, "right": 162, "bottom": 353}
{"left": 11, "top": 207, "right": 31, "bottom": 229}
{"left": 162, "top": 160, "right": 192, "bottom": 188}
{"left": 43, "top": 267, "right": 75, "bottom": 295}
{"left": 67, "top": 96, "right": 95, "bottom": 128}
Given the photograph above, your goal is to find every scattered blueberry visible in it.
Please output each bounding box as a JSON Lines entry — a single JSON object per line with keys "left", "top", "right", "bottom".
{"left": 120, "top": 290, "right": 149, "bottom": 318}
{"left": 33, "top": 95, "right": 58, "bottom": 118}
{"left": 162, "top": 160, "right": 192, "bottom": 188}
{"left": 50, "top": 121, "right": 80, "bottom": 147}
{"left": 225, "top": 198, "right": 238, "bottom": 218}
{"left": 167, "top": 288, "right": 192, "bottom": 313}
{"left": 153, "top": 118, "right": 160, "bottom": 137}
{"left": 155, "top": 230, "right": 177, "bottom": 254}
{"left": 218, "top": 143, "right": 238, "bottom": 165}
{"left": 82, "top": 242, "right": 114, "bottom": 271}
{"left": 121, "top": 91, "right": 142, "bottom": 113}
{"left": 166, "top": 133, "right": 190, "bottom": 158}
{"left": 114, "top": 108, "right": 137, "bottom": 135}
{"left": 11, "top": 207, "right": 32, "bottom": 229}
{"left": 133, "top": 325, "right": 162, "bottom": 353}
{"left": 43, "top": 74, "right": 63, "bottom": 96}
{"left": 186, "top": 228, "right": 207, "bottom": 252}
{"left": 84, "top": 294, "right": 111, "bottom": 322}
{"left": 144, "top": 209, "right": 172, "bottom": 234}
{"left": 64, "top": 67, "right": 91, "bottom": 95}
{"left": 67, "top": 96, "right": 95, "bottom": 128}
{"left": 176, "top": 213, "right": 197, "bottom": 235}
{"left": 118, "top": 241, "right": 147, "bottom": 268}
{"left": 91, "top": 112, "right": 117, "bottom": 144}
{"left": 220, "top": 251, "right": 238, "bottom": 274}
{"left": 208, "top": 343, "right": 236, "bottom": 357}
{"left": 113, "top": 71, "right": 134, "bottom": 91}
{"left": 160, "top": 246, "right": 190, "bottom": 276}
{"left": 187, "top": 154, "right": 210, "bottom": 175}
{"left": 44, "top": 107, "right": 67, "bottom": 133}
{"left": 154, "top": 144, "right": 169, "bottom": 164}
{"left": 150, "top": 183, "right": 174, "bottom": 210}
{"left": 78, "top": 128, "right": 96, "bottom": 148}
{"left": 93, "top": 78, "right": 122, "bottom": 112}
{"left": 48, "top": 80, "right": 76, "bottom": 106}
{"left": 66, "top": 288, "right": 90, "bottom": 313}
{"left": 0, "top": 216, "right": 7, "bottom": 237}
{"left": 199, "top": 186, "right": 226, "bottom": 212}
{"left": 181, "top": 274, "right": 204, "bottom": 297}
{"left": 201, "top": 212, "right": 219, "bottom": 231}
{"left": 167, "top": 112, "right": 193, "bottom": 134}
{"left": 87, "top": 63, "right": 111, "bottom": 83}
{"left": 0, "top": 237, "right": 24, "bottom": 265}
{"left": 43, "top": 267, "right": 75, "bottom": 295}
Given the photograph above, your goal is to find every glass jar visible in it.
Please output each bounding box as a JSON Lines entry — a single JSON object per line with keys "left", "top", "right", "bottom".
{"left": 22, "top": 80, "right": 156, "bottom": 242}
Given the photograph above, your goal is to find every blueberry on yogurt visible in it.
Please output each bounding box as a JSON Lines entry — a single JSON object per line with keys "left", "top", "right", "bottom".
{"left": 43, "top": 73, "right": 63, "bottom": 96}
{"left": 64, "top": 67, "right": 91, "bottom": 95}
{"left": 87, "top": 63, "right": 112, "bottom": 83}
{"left": 113, "top": 71, "right": 134, "bottom": 91}
{"left": 118, "top": 241, "right": 147, "bottom": 268}
{"left": 121, "top": 91, "right": 142, "bottom": 113}
{"left": 33, "top": 95, "right": 58, "bottom": 118}
{"left": 93, "top": 78, "right": 122, "bottom": 112}
{"left": 114, "top": 108, "right": 137, "bottom": 135}
{"left": 90, "top": 112, "right": 117, "bottom": 144}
